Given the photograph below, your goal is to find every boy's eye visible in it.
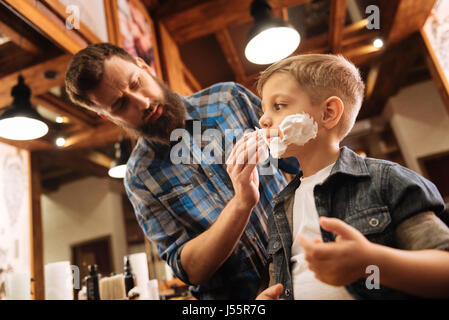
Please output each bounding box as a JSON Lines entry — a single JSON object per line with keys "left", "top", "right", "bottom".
{"left": 274, "top": 103, "right": 285, "bottom": 111}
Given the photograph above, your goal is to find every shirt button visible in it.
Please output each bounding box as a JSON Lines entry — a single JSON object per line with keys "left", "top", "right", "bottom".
{"left": 285, "top": 288, "right": 291, "bottom": 297}
{"left": 369, "top": 218, "right": 379, "bottom": 227}
{"left": 251, "top": 236, "right": 257, "bottom": 242}
{"left": 273, "top": 241, "right": 280, "bottom": 249}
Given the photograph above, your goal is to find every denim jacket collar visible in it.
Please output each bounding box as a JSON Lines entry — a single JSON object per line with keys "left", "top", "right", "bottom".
{"left": 330, "top": 146, "right": 370, "bottom": 178}
{"left": 273, "top": 146, "right": 370, "bottom": 205}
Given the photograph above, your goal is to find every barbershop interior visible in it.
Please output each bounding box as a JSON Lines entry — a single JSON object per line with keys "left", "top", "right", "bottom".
{"left": 0, "top": 0, "right": 448, "bottom": 301}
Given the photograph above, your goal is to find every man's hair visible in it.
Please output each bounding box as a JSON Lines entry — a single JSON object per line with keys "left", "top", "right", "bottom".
{"left": 257, "top": 54, "right": 365, "bottom": 140}
{"left": 65, "top": 43, "right": 136, "bottom": 110}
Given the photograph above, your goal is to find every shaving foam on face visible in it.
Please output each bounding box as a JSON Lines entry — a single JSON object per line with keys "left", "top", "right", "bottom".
{"left": 268, "top": 113, "right": 318, "bottom": 158}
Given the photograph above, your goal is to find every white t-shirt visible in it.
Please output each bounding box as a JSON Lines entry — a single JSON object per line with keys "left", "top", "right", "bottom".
{"left": 291, "top": 162, "right": 354, "bottom": 300}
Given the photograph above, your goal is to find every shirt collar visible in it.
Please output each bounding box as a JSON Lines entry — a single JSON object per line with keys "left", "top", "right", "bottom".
{"left": 330, "top": 146, "right": 370, "bottom": 178}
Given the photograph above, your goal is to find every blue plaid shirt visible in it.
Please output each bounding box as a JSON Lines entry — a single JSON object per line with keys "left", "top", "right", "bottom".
{"left": 124, "top": 82, "right": 296, "bottom": 299}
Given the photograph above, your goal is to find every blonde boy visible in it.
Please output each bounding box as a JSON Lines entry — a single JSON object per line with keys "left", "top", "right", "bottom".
{"left": 252, "top": 54, "right": 449, "bottom": 299}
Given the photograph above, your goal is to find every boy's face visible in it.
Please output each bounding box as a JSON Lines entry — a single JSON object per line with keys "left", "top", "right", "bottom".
{"left": 259, "top": 72, "right": 322, "bottom": 157}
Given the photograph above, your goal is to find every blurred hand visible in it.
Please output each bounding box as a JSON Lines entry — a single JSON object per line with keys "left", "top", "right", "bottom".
{"left": 256, "top": 283, "right": 284, "bottom": 300}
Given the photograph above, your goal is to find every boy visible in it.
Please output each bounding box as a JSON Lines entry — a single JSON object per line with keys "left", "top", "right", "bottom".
{"left": 252, "top": 54, "right": 449, "bottom": 299}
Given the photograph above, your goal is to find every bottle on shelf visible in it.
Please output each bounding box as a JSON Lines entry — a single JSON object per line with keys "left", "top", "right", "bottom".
{"left": 84, "top": 264, "right": 101, "bottom": 300}
{"left": 123, "top": 256, "right": 136, "bottom": 296}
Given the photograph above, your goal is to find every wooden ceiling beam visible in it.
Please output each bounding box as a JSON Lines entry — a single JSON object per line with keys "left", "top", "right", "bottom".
{"left": 63, "top": 123, "right": 123, "bottom": 150}
{"left": 32, "top": 93, "right": 98, "bottom": 128}
{"left": 0, "top": 54, "right": 71, "bottom": 108}
{"left": 0, "top": 136, "right": 53, "bottom": 151}
{"left": 3, "top": 0, "right": 85, "bottom": 54}
{"left": 0, "top": 20, "right": 39, "bottom": 54}
{"left": 328, "top": 0, "right": 347, "bottom": 53}
{"left": 162, "top": 0, "right": 311, "bottom": 44}
{"left": 359, "top": 33, "right": 422, "bottom": 119}
{"left": 215, "top": 28, "right": 247, "bottom": 83}
{"left": 379, "top": 0, "right": 436, "bottom": 45}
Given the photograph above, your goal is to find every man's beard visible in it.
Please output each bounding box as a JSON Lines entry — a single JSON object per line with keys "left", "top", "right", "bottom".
{"left": 120, "top": 74, "right": 186, "bottom": 145}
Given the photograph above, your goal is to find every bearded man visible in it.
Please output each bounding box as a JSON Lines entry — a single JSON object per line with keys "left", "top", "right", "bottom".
{"left": 65, "top": 43, "right": 298, "bottom": 299}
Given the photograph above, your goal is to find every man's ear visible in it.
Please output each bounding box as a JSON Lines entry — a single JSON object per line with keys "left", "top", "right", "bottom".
{"left": 135, "top": 57, "right": 149, "bottom": 71}
{"left": 321, "top": 96, "right": 344, "bottom": 130}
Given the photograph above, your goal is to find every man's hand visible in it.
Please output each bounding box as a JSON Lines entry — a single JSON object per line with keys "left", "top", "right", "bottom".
{"left": 298, "top": 216, "right": 374, "bottom": 286}
{"left": 256, "top": 283, "right": 283, "bottom": 300}
{"left": 226, "top": 131, "right": 263, "bottom": 211}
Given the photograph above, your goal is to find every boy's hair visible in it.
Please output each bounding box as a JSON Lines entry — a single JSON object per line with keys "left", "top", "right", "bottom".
{"left": 257, "top": 54, "right": 365, "bottom": 140}
{"left": 65, "top": 43, "right": 136, "bottom": 110}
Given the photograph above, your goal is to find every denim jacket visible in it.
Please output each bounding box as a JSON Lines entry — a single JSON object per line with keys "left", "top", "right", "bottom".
{"left": 267, "top": 146, "right": 446, "bottom": 300}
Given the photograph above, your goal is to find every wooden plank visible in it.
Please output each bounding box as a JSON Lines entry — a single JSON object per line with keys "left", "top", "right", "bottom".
{"left": 86, "top": 151, "right": 114, "bottom": 168}
{"left": 420, "top": 28, "right": 449, "bottom": 115}
{"left": 162, "top": 0, "right": 310, "bottom": 44}
{"left": 0, "top": 136, "right": 54, "bottom": 151}
{"left": 0, "top": 54, "right": 71, "bottom": 108}
{"left": 32, "top": 93, "right": 98, "bottom": 128}
{"left": 158, "top": 21, "right": 192, "bottom": 96}
{"left": 328, "top": 0, "right": 347, "bottom": 53}
{"left": 40, "top": 0, "right": 102, "bottom": 44}
{"left": 182, "top": 63, "right": 202, "bottom": 92}
{"left": 28, "top": 152, "right": 44, "bottom": 300}
{"left": 40, "top": 150, "right": 109, "bottom": 177}
{"left": 215, "top": 28, "right": 247, "bottom": 83}
{"left": 3, "top": 0, "right": 85, "bottom": 54}
{"left": 0, "top": 20, "right": 39, "bottom": 54}
{"left": 359, "top": 33, "right": 421, "bottom": 119}
{"left": 104, "top": 0, "right": 119, "bottom": 45}
{"left": 63, "top": 123, "right": 123, "bottom": 150}
{"left": 380, "top": 0, "right": 436, "bottom": 45}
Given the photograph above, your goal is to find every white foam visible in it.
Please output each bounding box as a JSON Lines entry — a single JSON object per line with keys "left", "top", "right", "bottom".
{"left": 268, "top": 113, "right": 318, "bottom": 158}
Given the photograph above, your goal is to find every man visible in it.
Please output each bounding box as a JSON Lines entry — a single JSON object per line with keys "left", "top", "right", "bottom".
{"left": 65, "top": 43, "right": 297, "bottom": 299}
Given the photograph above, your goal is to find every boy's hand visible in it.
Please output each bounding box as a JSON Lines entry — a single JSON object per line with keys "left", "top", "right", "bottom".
{"left": 226, "top": 131, "right": 263, "bottom": 211}
{"left": 298, "top": 217, "right": 373, "bottom": 286}
{"left": 256, "top": 283, "right": 284, "bottom": 300}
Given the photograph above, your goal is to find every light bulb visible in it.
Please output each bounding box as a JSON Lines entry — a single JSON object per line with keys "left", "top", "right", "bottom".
{"left": 373, "top": 38, "right": 384, "bottom": 48}
{"left": 55, "top": 137, "right": 66, "bottom": 147}
{"left": 108, "top": 164, "right": 127, "bottom": 179}
{"left": 245, "top": 27, "right": 300, "bottom": 65}
{"left": 0, "top": 117, "right": 48, "bottom": 140}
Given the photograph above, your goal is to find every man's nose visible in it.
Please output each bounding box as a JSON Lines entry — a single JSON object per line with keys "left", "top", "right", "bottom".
{"left": 128, "top": 92, "right": 150, "bottom": 110}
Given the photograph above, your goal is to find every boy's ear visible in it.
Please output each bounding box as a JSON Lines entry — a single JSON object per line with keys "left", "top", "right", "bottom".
{"left": 321, "top": 96, "right": 344, "bottom": 130}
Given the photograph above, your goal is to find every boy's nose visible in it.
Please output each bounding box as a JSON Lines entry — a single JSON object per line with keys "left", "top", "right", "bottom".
{"left": 259, "top": 115, "right": 272, "bottom": 129}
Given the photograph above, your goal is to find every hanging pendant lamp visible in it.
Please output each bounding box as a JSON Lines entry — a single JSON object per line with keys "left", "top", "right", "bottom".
{"left": 108, "top": 136, "right": 129, "bottom": 179}
{"left": 245, "top": 0, "right": 301, "bottom": 65}
{"left": 0, "top": 75, "right": 49, "bottom": 140}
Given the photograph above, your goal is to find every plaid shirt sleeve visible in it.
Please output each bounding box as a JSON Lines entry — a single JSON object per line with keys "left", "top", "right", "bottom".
{"left": 124, "top": 173, "right": 193, "bottom": 285}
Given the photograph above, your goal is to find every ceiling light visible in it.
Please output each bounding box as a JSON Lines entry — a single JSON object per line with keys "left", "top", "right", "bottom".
{"left": 373, "top": 38, "right": 384, "bottom": 48}
{"left": 108, "top": 136, "right": 129, "bottom": 179}
{"left": 55, "top": 116, "right": 64, "bottom": 123}
{"left": 0, "top": 76, "right": 48, "bottom": 140}
{"left": 55, "top": 137, "right": 66, "bottom": 147}
{"left": 245, "top": 0, "right": 300, "bottom": 65}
